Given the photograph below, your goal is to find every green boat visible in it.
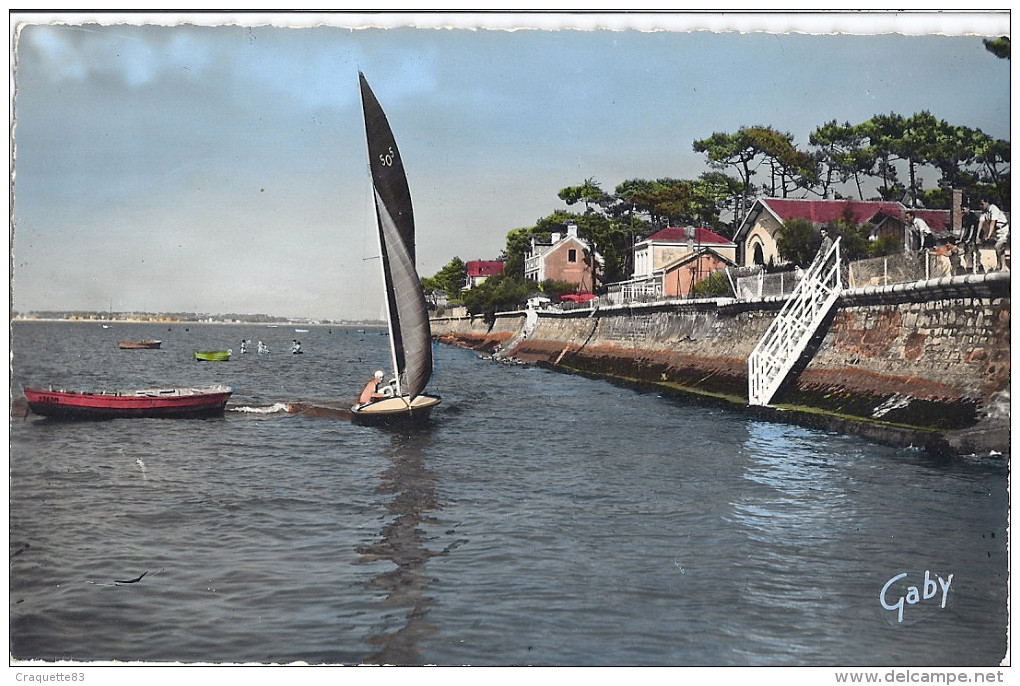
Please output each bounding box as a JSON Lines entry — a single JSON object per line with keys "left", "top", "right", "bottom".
{"left": 193, "top": 350, "right": 230, "bottom": 362}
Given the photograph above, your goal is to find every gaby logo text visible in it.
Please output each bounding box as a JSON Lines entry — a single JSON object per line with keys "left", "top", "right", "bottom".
{"left": 880, "top": 571, "right": 953, "bottom": 623}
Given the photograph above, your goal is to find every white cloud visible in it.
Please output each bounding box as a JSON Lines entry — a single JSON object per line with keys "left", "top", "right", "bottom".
{"left": 20, "top": 25, "right": 86, "bottom": 81}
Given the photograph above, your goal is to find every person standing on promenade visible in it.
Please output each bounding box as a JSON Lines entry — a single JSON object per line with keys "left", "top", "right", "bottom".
{"left": 979, "top": 197, "right": 1010, "bottom": 270}
{"left": 904, "top": 210, "right": 934, "bottom": 252}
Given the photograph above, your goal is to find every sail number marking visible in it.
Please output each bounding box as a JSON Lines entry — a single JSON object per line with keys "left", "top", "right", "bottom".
{"left": 380, "top": 147, "right": 396, "bottom": 167}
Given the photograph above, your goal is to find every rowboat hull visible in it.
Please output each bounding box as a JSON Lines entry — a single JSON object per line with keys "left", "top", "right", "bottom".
{"left": 117, "top": 340, "right": 162, "bottom": 349}
{"left": 23, "top": 385, "right": 233, "bottom": 420}
{"left": 194, "top": 350, "right": 230, "bottom": 362}
{"left": 350, "top": 394, "right": 441, "bottom": 428}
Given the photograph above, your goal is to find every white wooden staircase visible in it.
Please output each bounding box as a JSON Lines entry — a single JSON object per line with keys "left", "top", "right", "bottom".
{"left": 748, "top": 237, "right": 843, "bottom": 406}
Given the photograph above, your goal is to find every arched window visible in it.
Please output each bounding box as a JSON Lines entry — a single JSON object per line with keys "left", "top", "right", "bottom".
{"left": 752, "top": 243, "right": 765, "bottom": 266}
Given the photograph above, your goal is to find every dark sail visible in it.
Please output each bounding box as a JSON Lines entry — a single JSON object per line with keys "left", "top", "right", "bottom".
{"left": 359, "top": 73, "right": 433, "bottom": 399}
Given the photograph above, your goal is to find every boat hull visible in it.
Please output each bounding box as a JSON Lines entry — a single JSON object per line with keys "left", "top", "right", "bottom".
{"left": 23, "top": 386, "right": 233, "bottom": 420}
{"left": 194, "top": 350, "right": 230, "bottom": 362}
{"left": 350, "top": 394, "right": 441, "bottom": 428}
{"left": 118, "top": 340, "right": 162, "bottom": 349}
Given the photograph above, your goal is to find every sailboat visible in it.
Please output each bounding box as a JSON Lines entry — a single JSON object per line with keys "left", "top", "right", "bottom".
{"left": 350, "top": 72, "right": 441, "bottom": 427}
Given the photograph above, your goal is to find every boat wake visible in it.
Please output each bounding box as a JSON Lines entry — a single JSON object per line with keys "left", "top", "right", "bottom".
{"left": 227, "top": 401, "right": 353, "bottom": 420}
{"left": 284, "top": 401, "right": 353, "bottom": 420}
{"left": 229, "top": 402, "right": 290, "bottom": 415}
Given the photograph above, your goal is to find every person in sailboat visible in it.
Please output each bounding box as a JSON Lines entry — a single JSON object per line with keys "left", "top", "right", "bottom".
{"left": 292, "top": 340, "right": 302, "bottom": 354}
{"left": 240, "top": 339, "right": 248, "bottom": 354}
{"left": 358, "top": 370, "right": 388, "bottom": 405}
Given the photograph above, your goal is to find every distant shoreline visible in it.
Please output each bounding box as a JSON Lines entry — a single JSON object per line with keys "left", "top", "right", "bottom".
{"left": 11, "top": 315, "right": 386, "bottom": 327}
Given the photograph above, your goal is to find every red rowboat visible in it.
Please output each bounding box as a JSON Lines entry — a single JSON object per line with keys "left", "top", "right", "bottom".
{"left": 22, "top": 385, "right": 233, "bottom": 420}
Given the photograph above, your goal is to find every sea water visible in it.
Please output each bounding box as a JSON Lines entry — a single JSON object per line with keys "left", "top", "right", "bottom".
{"left": 8, "top": 321, "right": 1009, "bottom": 665}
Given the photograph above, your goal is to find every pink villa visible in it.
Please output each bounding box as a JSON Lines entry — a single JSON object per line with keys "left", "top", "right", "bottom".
{"left": 604, "top": 225, "right": 736, "bottom": 302}
{"left": 661, "top": 248, "right": 735, "bottom": 298}
{"left": 632, "top": 226, "right": 738, "bottom": 279}
{"left": 524, "top": 224, "right": 603, "bottom": 292}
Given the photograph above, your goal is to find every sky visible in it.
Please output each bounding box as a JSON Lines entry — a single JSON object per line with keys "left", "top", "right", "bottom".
{"left": 9, "top": 11, "right": 1012, "bottom": 321}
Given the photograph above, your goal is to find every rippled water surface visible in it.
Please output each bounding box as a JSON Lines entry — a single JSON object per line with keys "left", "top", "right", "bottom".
{"left": 9, "top": 321, "right": 1009, "bottom": 665}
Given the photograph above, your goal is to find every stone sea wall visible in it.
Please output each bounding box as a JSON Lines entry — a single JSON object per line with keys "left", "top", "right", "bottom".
{"left": 431, "top": 312, "right": 525, "bottom": 351}
{"left": 431, "top": 272, "right": 1010, "bottom": 456}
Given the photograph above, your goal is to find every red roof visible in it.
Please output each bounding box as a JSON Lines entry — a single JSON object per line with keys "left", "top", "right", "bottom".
{"left": 644, "top": 226, "right": 732, "bottom": 244}
{"left": 910, "top": 209, "right": 949, "bottom": 233}
{"left": 465, "top": 260, "right": 504, "bottom": 277}
{"left": 763, "top": 198, "right": 901, "bottom": 225}
{"left": 761, "top": 198, "right": 948, "bottom": 232}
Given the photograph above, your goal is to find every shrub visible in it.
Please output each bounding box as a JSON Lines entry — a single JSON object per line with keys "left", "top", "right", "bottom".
{"left": 691, "top": 270, "right": 732, "bottom": 297}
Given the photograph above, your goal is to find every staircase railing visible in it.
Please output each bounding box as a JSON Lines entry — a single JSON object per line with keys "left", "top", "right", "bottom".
{"left": 748, "top": 237, "right": 842, "bottom": 406}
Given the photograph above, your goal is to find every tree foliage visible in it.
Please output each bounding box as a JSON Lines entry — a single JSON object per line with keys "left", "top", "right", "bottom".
{"left": 809, "top": 120, "right": 876, "bottom": 199}
{"left": 743, "top": 126, "right": 819, "bottom": 197}
{"left": 689, "top": 109, "right": 1011, "bottom": 215}
{"left": 855, "top": 112, "right": 907, "bottom": 200}
{"left": 611, "top": 174, "right": 737, "bottom": 234}
{"left": 538, "top": 280, "right": 576, "bottom": 298}
{"left": 693, "top": 125, "right": 820, "bottom": 227}
{"left": 421, "top": 256, "right": 466, "bottom": 298}
{"left": 776, "top": 218, "right": 820, "bottom": 268}
{"left": 850, "top": 111, "right": 1010, "bottom": 209}
{"left": 690, "top": 270, "right": 731, "bottom": 297}
{"left": 823, "top": 204, "right": 876, "bottom": 263}
{"left": 557, "top": 178, "right": 608, "bottom": 213}
{"left": 984, "top": 36, "right": 1010, "bottom": 59}
{"left": 461, "top": 272, "right": 530, "bottom": 319}
{"left": 693, "top": 128, "right": 766, "bottom": 226}
{"left": 501, "top": 224, "right": 545, "bottom": 278}
{"left": 615, "top": 177, "right": 692, "bottom": 226}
